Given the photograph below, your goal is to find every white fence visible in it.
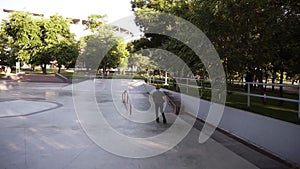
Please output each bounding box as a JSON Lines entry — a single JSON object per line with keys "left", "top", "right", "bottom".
{"left": 148, "top": 76, "right": 300, "bottom": 119}
{"left": 244, "top": 82, "right": 300, "bottom": 118}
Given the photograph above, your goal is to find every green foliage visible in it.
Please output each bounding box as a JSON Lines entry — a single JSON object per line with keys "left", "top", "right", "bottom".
{"left": 1, "top": 12, "right": 41, "bottom": 64}
{"left": 52, "top": 39, "right": 79, "bottom": 72}
{"left": 0, "top": 28, "right": 11, "bottom": 66}
{"left": 85, "top": 14, "right": 107, "bottom": 33}
{"left": 130, "top": 53, "right": 153, "bottom": 70}
{"left": 130, "top": 0, "right": 300, "bottom": 82}
{"left": 34, "top": 15, "right": 78, "bottom": 74}
{"left": 0, "top": 12, "right": 78, "bottom": 74}
{"left": 78, "top": 28, "right": 129, "bottom": 72}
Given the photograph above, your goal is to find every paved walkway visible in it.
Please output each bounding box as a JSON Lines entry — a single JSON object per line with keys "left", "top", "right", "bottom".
{"left": 0, "top": 79, "right": 295, "bottom": 169}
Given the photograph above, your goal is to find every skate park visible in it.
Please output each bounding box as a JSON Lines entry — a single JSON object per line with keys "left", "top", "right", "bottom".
{"left": 0, "top": 79, "right": 299, "bottom": 169}
{"left": 0, "top": 0, "right": 299, "bottom": 168}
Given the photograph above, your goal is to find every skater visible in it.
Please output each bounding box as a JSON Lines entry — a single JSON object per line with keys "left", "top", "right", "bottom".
{"left": 151, "top": 85, "right": 167, "bottom": 124}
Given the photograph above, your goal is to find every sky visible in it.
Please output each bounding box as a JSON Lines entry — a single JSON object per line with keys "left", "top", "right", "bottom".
{"left": 0, "top": 0, "right": 134, "bottom": 23}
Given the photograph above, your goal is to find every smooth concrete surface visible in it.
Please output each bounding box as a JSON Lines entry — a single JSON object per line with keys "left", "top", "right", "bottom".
{"left": 0, "top": 100, "right": 61, "bottom": 118}
{"left": 153, "top": 84, "right": 300, "bottom": 165}
{"left": 0, "top": 79, "right": 294, "bottom": 169}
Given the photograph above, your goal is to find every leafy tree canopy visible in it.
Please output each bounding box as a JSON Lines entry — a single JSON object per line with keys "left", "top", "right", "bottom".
{"left": 130, "top": 0, "right": 300, "bottom": 82}
{"left": 0, "top": 12, "right": 78, "bottom": 74}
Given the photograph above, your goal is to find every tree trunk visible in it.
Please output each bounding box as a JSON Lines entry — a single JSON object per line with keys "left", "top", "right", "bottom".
{"left": 102, "top": 66, "right": 106, "bottom": 79}
{"left": 257, "top": 69, "right": 265, "bottom": 104}
{"left": 253, "top": 72, "right": 257, "bottom": 91}
{"left": 264, "top": 68, "right": 268, "bottom": 91}
{"left": 41, "top": 64, "right": 47, "bottom": 74}
{"left": 58, "top": 65, "right": 61, "bottom": 74}
{"left": 279, "top": 67, "right": 284, "bottom": 105}
{"left": 245, "top": 71, "right": 253, "bottom": 92}
{"left": 271, "top": 69, "right": 276, "bottom": 91}
{"left": 240, "top": 73, "right": 244, "bottom": 85}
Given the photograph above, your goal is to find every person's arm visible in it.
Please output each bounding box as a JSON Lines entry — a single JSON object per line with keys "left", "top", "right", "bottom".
{"left": 149, "top": 90, "right": 156, "bottom": 102}
{"left": 161, "top": 91, "right": 167, "bottom": 102}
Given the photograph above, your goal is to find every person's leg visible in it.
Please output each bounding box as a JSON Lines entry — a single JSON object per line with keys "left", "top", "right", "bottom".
{"left": 155, "top": 104, "right": 159, "bottom": 122}
{"left": 160, "top": 103, "right": 167, "bottom": 124}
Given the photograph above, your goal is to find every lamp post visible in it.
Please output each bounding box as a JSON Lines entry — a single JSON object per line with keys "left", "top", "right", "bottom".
{"left": 164, "top": 72, "right": 168, "bottom": 85}
{"left": 16, "top": 61, "right": 20, "bottom": 74}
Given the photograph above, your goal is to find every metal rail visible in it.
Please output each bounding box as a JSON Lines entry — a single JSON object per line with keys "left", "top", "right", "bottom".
{"left": 149, "top": 76, "right": 300, "bottom": 119}
{"left": 122, "top": 90, "right": 132, "bottom": 115}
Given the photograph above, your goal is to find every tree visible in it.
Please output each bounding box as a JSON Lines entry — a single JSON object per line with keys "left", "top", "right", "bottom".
{"left": 126, "top": 39, "right": 158, "bottom": 71}
{"left": 1, "top": 11, "right": 41, "bottom": 66}
{"left": 0, "top": 27, "right": 10, "bottom": 66}
{"left": 79, "top": 14, "right": 129, "bottom": 75}
{"left": 1, "top": 12, "right": 78, "bottom": 74}
{"left": 131, "top": 0, "right": 206, "bottom": 77}
{"left": 131, "top": 0, "right": 300, "bottom": 86}
{"left": 51, "top": 39, "right": 79, "bottom": 73}
{"left": 48, "top": 15, "right": 78, "bottom": 73}
{"left": 79, "top": 28, "right": 129, "bottom": 74}
{"left": 130, "top": 53, "right": 153, "bottom": 71}
{"left": 85, "top": 14, "right": 107, "bottom": 33}
{"left": 34, "top": 15, "right": 77, "bottom": 74}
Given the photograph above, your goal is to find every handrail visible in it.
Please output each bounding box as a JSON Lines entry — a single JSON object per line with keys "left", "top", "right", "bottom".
{"left": 245, "top": 82, "right": 299, "bottom": 87}
{"left": 244, "top": 82, "right": 300, "bottom": 119}
{"left": 122, "top": 90, "right": 128, "bottom": 103}
{"left": 234, "top": 91, "right": 299, "bottom": 103}
{"left": 154, "top": 76, "right": 300, "bottom": 119}
{"left": 163, "top": 91, "right": 179, "bottom": 115}
{"left": 122, "top": 90, "right": 132, "bottom": 115}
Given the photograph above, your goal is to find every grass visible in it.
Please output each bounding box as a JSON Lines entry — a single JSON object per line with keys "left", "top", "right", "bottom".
{"left": 0, "top": 74, "right": 5, "bottom": 79}
{"left": 20, "top": 68, "right": 58, "bottom": 74}
{"left": 59, "top": 70, "right": 75, "bottom": 79}
{"left": 226, "top": 92, "right": 299, "bottom": 124}
{"left": 19, "top": 68, "right": 75, "bottom": 79}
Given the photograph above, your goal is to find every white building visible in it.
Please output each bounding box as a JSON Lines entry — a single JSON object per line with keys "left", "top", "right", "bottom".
{"left": 0, "top": 8, "right": 135, "bottom": 40}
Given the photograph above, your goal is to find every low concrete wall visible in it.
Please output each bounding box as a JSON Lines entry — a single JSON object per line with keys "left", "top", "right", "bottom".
{"left": 145, "top": 84, "right": 300, "bottom": 165}
{"left": 217, "top": 105, "right": 300, "bottom": 165}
